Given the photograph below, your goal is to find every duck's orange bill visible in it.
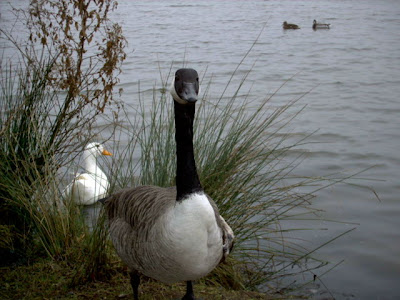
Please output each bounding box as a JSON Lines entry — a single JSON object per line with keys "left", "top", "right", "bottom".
{"left": 102, "top": 149, "right": 112, "bottom": 156}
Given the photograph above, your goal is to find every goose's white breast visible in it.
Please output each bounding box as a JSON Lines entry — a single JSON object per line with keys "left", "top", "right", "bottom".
{"left": 145, "top": 193, "right": 223, "bottom": 283}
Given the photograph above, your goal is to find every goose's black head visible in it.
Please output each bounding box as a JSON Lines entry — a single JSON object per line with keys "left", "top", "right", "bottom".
{"left": 170, "top": 68, "right": 199, "bottom": 105}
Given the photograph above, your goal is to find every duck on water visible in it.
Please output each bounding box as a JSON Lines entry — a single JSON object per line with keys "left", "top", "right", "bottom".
{"left": 313, "top": 19, "right": 330, "bottom": 30}
{"left": 282, "top": 21, "right": 300, "bottom": 30}
{"left": 100, "top": 68, "right": 235, "bottom": 300}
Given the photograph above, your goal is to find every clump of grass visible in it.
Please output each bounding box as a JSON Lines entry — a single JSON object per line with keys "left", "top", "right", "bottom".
{"left": 0, "top": 58, "right": 61, "bottom": 263}
{"left": 0, "top": 0, "right": 126, "bottom": 279}
{"left": 0, "top": 61, "right": 112, "bottom": 282}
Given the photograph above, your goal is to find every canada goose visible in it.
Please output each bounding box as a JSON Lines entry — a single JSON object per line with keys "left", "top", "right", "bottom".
{"left": 101, "top": 68, "right": 234, "bottom": 300}
{"left": 63, "top": 142, "right": 112, "bottom": 206}
{"left": 282, "top": 21, "right": 300, "bottom": 30}
{"left": 313, "top": 19, "right": 330, "bottom": 30}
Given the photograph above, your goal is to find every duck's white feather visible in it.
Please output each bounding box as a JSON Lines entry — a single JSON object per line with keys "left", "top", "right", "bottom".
{"left": 63, "top": 143, "right": 111, "bottom": 206}
{"left": 64, "top": 172, "right": 109, "bottom": 205}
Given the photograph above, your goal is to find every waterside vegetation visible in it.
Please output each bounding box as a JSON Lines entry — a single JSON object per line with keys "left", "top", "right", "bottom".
{"left": 1, "top": 1, "right": 363, "bottom": 299}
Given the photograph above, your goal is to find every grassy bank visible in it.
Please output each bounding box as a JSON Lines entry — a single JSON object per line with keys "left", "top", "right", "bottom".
{"left": 2, "top": 258, "right": 300, "bottom": 300}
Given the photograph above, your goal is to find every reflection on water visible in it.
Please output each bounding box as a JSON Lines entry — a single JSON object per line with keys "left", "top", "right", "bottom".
{"left": 82, "top": 203, "right": 103, "bottom": 232}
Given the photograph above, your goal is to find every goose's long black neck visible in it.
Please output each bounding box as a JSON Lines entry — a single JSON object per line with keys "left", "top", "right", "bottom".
{"left": 174, "top": 101, "right": 202, "bottom": 201}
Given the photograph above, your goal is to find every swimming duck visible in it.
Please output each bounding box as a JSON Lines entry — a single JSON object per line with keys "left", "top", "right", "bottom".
{"left": 283, "top": 21, "right": 300, "bottom": 30}
{"left": 101, "top": 68, "right": 234, "bottom": 300}
{"left": 63, "top": 142, "right": 112, "bottom": 206}
{"left": 313, "top": 19, "right": 330, "bottom": 30}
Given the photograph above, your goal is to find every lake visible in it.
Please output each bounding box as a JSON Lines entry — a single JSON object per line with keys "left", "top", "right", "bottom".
{"left": 112, "top": 2, "right": 400, "bottom": 298}
{"left": 1, "top": 1, "right": 400, "bottom": 299}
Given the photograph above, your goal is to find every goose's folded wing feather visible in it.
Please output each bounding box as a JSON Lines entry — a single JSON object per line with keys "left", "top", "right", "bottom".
{"left": 205, "top": 194, "right": 235, "bottom": 260}
{"left": 104, "top": 186, "right": 176, "bottom": 229}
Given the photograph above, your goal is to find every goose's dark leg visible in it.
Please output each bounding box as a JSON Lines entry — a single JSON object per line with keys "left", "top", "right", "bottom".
{"left": 182, "top": 281, "right": 195, "bottom": 300}
{"left": 129, "top": 270, "right": 140, "bottom": 300}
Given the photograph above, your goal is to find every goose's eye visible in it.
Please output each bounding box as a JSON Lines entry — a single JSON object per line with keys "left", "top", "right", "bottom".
{"left": 196, "top": 77, "right": 199, "bottom": 82}
{"left": 96, "top": 144, "right": 100, "bottom": 148}
{"left": 175, "top": 76, "right": 180, "bottom": 82}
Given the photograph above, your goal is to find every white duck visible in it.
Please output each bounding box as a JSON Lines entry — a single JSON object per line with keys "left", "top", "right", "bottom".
{"left": 63, "top": 142, "right": 112, "bottom": 206}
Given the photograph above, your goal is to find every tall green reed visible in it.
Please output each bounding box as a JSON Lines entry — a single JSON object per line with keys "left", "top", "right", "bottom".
{"left": 0, "top": 59, "right": 91, "bottom": 264}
